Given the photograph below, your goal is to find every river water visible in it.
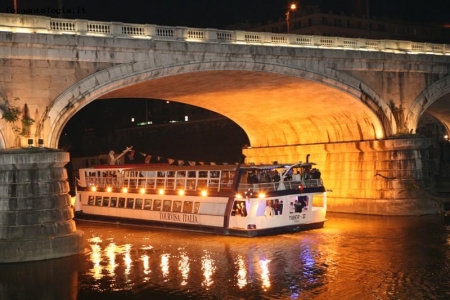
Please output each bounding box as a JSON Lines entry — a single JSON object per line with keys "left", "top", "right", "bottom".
{"left": 1, "top": 212, "right": 450, "bottom": 300}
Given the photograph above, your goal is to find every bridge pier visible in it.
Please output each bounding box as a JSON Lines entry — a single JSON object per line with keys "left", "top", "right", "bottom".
{"left": 244, "top": 137, "right": 441, "bottom": 216}
{"left": 0, "top": 148, "right": 84, "bottom": 263}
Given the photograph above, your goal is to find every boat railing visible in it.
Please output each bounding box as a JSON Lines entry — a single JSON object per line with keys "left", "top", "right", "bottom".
{"left": 237, "top": 179, "right": 323, "bottom": 193}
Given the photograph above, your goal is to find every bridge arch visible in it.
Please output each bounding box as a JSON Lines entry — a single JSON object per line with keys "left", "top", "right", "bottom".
{"left": 409, "top": 75, "right": 450, "bottom": 135}
{"left": 40, "top": 61, "right": 395, "bottom": 149}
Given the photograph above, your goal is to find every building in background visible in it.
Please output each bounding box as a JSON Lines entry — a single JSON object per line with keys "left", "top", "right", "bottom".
{"left": 227, "top": 4, "right": 449, "bottom": 43}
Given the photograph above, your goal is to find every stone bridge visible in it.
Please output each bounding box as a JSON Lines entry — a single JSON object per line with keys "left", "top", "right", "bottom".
{"left": 1, "top": 13, "right": 450, "bottom": 215}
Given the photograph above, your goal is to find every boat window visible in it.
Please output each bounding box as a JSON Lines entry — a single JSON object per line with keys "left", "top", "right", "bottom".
{"left": 264, "top": 200, "right": 282, "bottom": 216}
{"left": 172, "top": 201, "right": 182, "bottom": 212}
{"left": 88, "top": 195, "right": 95, "bottom": 205}
{"left": 153, "top": 199, "right": 162, "bottom": 211}
{"left": 135, "top": 198, "right": 143, "bottom": 209}
{"left": 143, "top": 199, "right": 152, "bottom": 210}
{"left": 102, "top": 197, "right": 110, "bottom": 207}
{"left": 176, "top": 171, "right": 186, "bottom": 177}
{"left": 95, "top": 196, "right": 102, "bottom": 206}
{"left": 255, "top": 200, "right": 267, "bottom": 217}
{"left": 292, "top": 196, "right": 308, "bottom": 213}
{"left": 118, "top": 197, "right": 125, "bottom": 208}
{"left": 298, "top": 196, "right": 309, "bottom": 209}
{"left": 220, "top": 171, "right": 234, "bottom": 188}
{"left": 197, "top": 178, "right": 207, "bottom": 190}
{"left": 176, "top": 178, "right": 186, "bottom": 189}
{"left": 232, "top": 200, "right": 247, "bottom": 216}
{"left": 183, "top": 201, "right": 193, "bottom": 213}
{"left": 186, "top": 179, "right": 196, "bottom": 190}
{"left": 193, "top": 202, "right": 200, "bottom": 214}
{"left": 188, "top": 171, "right": 196, "bottom": 178}
{"left": 126, "top": 198, "right": 135, "bottom": 209}
{"left": 166, "top": 178, "right": 175, "bottom": 190}
{"left": 163, "top": 200, "right": 172, "bottom": 212}
{"left": 110, "top": 197, "right": 118, "bottom": 207}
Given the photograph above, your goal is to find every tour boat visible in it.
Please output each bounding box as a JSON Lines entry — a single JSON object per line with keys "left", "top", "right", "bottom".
{"left": 74, "top": 157, "right": 327, "bottom": 237}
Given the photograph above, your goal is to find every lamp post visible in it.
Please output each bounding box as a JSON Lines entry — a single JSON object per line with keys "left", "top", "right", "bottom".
{"left": 285, "top": 3, "right": 297, "bottom": 33}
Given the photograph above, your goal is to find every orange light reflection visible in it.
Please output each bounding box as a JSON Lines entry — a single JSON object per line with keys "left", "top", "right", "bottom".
{"left": 105, "top": 242, "right": 118, "bottom": 277}
{"left": 201, "top": 251, "right": 216, "bottom": 288}
{"left": 178, "top": 251, "right": 190, "bottom": 286}
{"left": 236, "top": 255, "right": 248, "bottom": 288}
{"left": 124, "top": 244, "right": 132, "bottom": 276}
{"left": 161, "top": 253, "right": 170, "bottom": 278}
{"left": 260, "top": 259, "right": 271, "bottom": 290}
{"left": 87, "top": 236, "right": 103, "bottom": 280}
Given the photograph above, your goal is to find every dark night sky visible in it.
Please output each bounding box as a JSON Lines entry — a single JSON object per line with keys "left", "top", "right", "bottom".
{"left": 2, "top": 0, "right": 449, "bottom": 28}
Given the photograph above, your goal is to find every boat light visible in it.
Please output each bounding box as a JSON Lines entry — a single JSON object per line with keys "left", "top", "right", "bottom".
{"left": 140, "top": 188, "right": 146, "bottom": 194}
{"left": 158, "top": 189, "right": 165, "bottom": 195}
{"left": 258, "top": 193, "right": 266, "bottom": 198}
{"left": 91, "top": 186, "right": 97, "bottom": 192}
{"left": 122, "top": 187, "right": 128, "bottom": 193}
{"left": 201, "top": 190, "right": 208, "bottom": 197}
{"left": 236, "top": 193, "right": 242, "bottom": 199}
{"left": 178, "top": 189, "right": 185, "bottom": 196}
{"left": 106, "top": 187, "right": 112, "bottom": 193}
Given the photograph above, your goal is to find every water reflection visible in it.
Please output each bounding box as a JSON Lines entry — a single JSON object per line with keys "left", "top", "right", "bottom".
{"left": 1, "top": 213, "right": 450, "bottom": 299}
{"left": 201, "top": 251, "right": 216, "bottom": 288}
{"left": 178, "top": 250, "right": 189, "bottom": 286}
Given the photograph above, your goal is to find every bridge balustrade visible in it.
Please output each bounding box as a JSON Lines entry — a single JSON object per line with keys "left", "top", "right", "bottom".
{"left": 1, "top": 13, "right": 448, "bottom": 55}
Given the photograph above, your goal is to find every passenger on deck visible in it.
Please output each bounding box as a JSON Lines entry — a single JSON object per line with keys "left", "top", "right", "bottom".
{"left": 273, "top": 171, "right": 280, "bottom": 182}
{"left": 248, "top": 171, "right": 258, "bottom": 184}
{"left": 125, "top": 150, "right": 146, "bottom": 164}
{"left": 311, "top": 168, "right": 321, "bottom": 179}
{"left": 292, "top": 171, "right": 301, "bottom": 181}
{"left": 108, "top": 146, "right": 133, "bottom": 165}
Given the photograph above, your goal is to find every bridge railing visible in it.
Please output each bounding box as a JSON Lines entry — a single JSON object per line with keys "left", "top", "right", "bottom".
{"left": 0, "top": 13, "right": 448, "bottom": 55}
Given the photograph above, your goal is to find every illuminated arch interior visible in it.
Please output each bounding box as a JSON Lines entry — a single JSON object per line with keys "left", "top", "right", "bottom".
{"left": 99, "top": 70, "right": 384, "bottom": 147}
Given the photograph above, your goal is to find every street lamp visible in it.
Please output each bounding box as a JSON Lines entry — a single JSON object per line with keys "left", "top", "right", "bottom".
{"left": 285, "top": 3, "right": 297, "bottom": 33}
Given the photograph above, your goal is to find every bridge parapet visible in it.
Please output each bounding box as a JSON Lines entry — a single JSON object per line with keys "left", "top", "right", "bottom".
{"left": 0, "top": 13, "right": 448, "bottom": 55}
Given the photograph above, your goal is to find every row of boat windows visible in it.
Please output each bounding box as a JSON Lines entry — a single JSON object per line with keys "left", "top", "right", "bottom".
{"left": 86, "top": 170, "right": 235, "bottom": 180}
{"left": 88, "top": 195, "right": 201, "bottom": 214}
{"left": 84, "top": 170, "right": 235, "bottom": 191}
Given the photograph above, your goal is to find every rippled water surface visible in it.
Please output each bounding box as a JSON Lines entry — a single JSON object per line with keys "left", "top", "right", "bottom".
{"left": 2, "top": 213, "right": 450, "bottom": 299}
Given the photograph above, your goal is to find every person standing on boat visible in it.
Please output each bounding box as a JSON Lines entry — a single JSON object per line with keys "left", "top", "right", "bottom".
{"left": 108, "top": 146, "right": 133, "bottom": 165}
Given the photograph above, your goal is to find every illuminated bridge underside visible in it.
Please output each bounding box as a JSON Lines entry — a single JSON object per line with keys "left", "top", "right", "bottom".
{"left": 101, "top": 70, "right": 381, "bottom": 147}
